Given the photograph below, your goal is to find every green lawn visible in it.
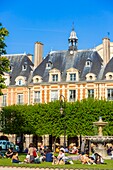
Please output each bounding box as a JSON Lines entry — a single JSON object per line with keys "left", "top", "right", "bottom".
{"left": 0, "top": 154, "right": 113, "bottom": 169}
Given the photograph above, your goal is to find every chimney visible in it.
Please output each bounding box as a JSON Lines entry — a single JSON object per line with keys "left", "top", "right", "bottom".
{"left": 34, "top": 42, "right": 43, "bottom": 68}
{"left": 103, "top": 37, "right": 110, "bottom": 65}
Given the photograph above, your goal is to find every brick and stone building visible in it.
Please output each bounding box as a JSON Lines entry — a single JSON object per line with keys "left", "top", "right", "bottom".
{"left": 0, "top": 28, "right": 113, "bottom": 148}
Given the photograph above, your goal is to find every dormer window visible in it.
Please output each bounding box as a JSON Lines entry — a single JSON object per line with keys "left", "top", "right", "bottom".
{"left": 49, "top": 68, "right": 61, "bottom": 82}
{"left": 70, "top": 73, "right": 76, "bottom": 81}
{"left": 36, "top": 78, "right": 39, "bottom": 83}
{"left": 15, "top": 76, "right": 26, "bottom": 86}
{"left": 18, "top": 79, "right": 23, "bottom": 85}
{"left": 109, "top": 75, "right": 113, "bottom": 79}
{"left": 46, "top": 60, "right": 52, "bottom": 69}
{"left": 52, "top": 74, "right": 58, "bottom": 82}
{"left": 105, "top": 72, "right": 113, "bottom": 80}
{"left": 33, "top": 75, "right": 42, "bottom": 83}
{"left": 22, "top": 65, "right": 27, "bottom": 71}
{"left": 85, "top": 58, "right": 92, "bottom": 67}
{"left": 66, "top": 68, "right": 79, "bottom": 82}
{"left": 89, "top": 75, "right": 93, "bottom": 80}
{"left": 86, "top": 73, "right": 96, "bottom": 81}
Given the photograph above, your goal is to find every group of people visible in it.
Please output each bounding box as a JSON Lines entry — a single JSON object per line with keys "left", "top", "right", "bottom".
{"left": 53, "top": 147, "right": 73, "bottom": 165}
{"left": 0, "top": 147, "right": 22, "bottom": 163}
{"left": 24, "top": 143, "right": 74, "bottom": 165}
{"left": 79, "top": 152, "right": 105, "bottom": 165}
{"left": 24, "top": 143, "right": 53, "bottom": 164}
{"left": 0, "top": 142, "right": 108, "bottom": 166}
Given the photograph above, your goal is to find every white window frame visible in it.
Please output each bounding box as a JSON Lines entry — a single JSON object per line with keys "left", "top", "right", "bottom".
{"left": 51, "top": 90, "right": 58, "bottom": 101}
{"left": 18, "top": 79, "right": 23, "bottom": 85}
{"left": 69, "top": 90, "right": 76, "bottom": 102}
{"left": 107, "top": 89, "right": 113, "bottom": 100}
{"left": 22, "top": 65, "right": 27, "bottom": 71}
{"left": 46, "top": 62, "right": 52, "bottom": 69}
{"left": 17, "top": 94, "right": 23, "bottom": 105}
{"left": 15, "top": 76, "right": 26, "bottom": 86}
{"left": 87, "top": 89, "right": 94, "bottom": 98}
{"left": 2, "top": 94, "right": 7, "bottom": 106}
{"left": 70, "top": 73, "right": 76, "bottom": 81}
{"left": 66, "top": 68, "right": 79, "bottom": 82}
{"left": 49, "top": 68, "right": 61, "bottom": 82}
{"left": 85, "top": 60, "right": 92, "bottom": 67}
{"left": 52, "top": 74, "right": 58, "bottom": 82}
{"left": 34, "top": 91, "right": 40, "bottom": 103}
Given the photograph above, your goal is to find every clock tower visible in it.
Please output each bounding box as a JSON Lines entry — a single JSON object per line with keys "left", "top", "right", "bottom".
{"left": 68, "top": 26, "right": 78, "bottom": 53}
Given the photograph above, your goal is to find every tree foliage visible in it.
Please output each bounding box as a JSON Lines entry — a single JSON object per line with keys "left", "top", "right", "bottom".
{"left": 0, "top": 23, "right": 9, "bottom": 95}
{"left": 1, "top": 98, "right": 113, "bottom": 137}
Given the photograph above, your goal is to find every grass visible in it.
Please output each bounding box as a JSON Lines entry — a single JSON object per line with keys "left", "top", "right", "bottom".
{"left": 0, "top": 154, "right": 113, "bottom": 169}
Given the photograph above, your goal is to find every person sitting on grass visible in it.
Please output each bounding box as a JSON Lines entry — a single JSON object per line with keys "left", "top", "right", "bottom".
{"left": 12, "top": 152, "right": 21, "bottom": 163}
{"left": 24, "top": 153, "right": 30, "bottom": 163}
{"left": 45, "top": 149, "right": 53, "bottom": 162}
{"left": 5, "top": 148, "right": 13, "bottom": 158}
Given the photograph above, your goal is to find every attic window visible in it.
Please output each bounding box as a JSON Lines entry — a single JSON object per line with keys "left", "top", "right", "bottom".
{"left": 105, "top": 72, "right": 113, "bottom": 80}
{"left": 89, "top": 76, "right": 93, "bottom": 80}
{"left": 109, "top": 75, "right": 113, "bottom": 79}
{"left": 17, "top": 79, "right": 23, "bottom": 86}
{"left": 33, "top": 76, "right": 42, "bottom": 83}
{"left": 52, "top": 74, "right": 58, "bottom": 82}
{"left": 46, "top": 61, "right": 52, "bottom": 69}
{"left": 22, "top": 65, "right": 27, "bottom": 71}
{"left": 86, "top": 73, "right": 96, "bottom": 81}
{"left": 70, "top": 73, "right": 76, "bottom": 81}
{"left": 36, "top": 78, "right": 39, "bottom": 82}
{"left": 15, "top": 76, "right": 26, "bottom": 86}
{"left": 85, "top": 60, "right": 92, "bottom": 67}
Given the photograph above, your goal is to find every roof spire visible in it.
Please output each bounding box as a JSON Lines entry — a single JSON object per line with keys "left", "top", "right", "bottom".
{"left": 72, "top": 22, "right": 74, "bottom": 31}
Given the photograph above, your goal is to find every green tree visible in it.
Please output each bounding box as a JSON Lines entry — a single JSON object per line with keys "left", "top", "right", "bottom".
{"left": 0, "top": 23, "right": 9, "bottom": 95}
{"left": 1, "top": 99, "right": 113, "bottom": 138}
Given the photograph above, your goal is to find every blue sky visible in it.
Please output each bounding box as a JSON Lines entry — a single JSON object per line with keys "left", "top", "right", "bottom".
{"left": 0, "top": 0, "right": 113, "bottom": 61}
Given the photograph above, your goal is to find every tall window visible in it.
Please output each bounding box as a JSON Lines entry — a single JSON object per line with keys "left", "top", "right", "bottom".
{"left": 2, "top": 94, "right": 7, "bottom": 106}
{"left": 51, "top": 90, "right": 58, "bottom": 101}
{"left": 107, "top": 89, "right": 113, "bottom": 100}
{"left": 70, "top": 73, "right": 76, "bottom": 81}
{"left": 52, "top": 74, "right": 58, "bottom": 82}
{"left": 69, "top": 90, "right": 76, "bottom": 102}
{"left": 34, "top": 91, "right": 40, "bottom": 103}
{"left": 17, "top": 94, "right": 23, "bottom": 105}
{"left": 88, "top": 89, "right": 94, "bottom": 98}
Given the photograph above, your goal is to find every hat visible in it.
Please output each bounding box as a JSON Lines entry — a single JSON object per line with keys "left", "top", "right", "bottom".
{"left": 60, "top": 148, "right": 65, "bottom": 152}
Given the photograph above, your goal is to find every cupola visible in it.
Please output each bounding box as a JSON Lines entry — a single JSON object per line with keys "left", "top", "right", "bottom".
{"left": 68, "top": 25, "right": 78, "bottom": 52}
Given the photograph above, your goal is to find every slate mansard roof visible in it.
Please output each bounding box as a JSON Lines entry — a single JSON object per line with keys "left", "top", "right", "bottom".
{"left": 4, "top": 54, "right": 34, "bottom": 85}
{"left": 2, "top": 28, "right": 113, "bottom": 85}
{"left": 33, "top": 49, "right": 103, "bottom": 82}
